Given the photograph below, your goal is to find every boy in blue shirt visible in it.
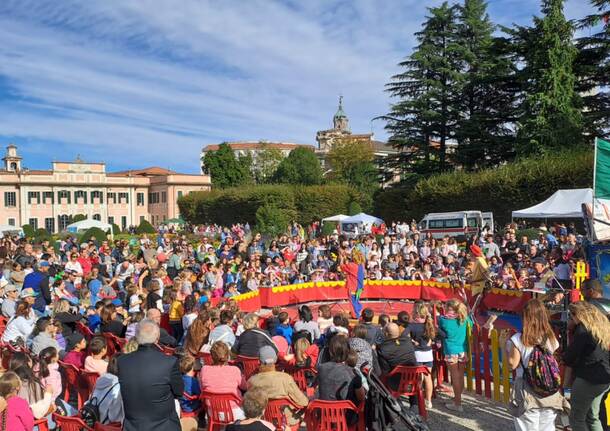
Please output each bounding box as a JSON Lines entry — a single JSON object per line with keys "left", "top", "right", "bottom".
{"left": 275, "top": 311, "right": 293, "bottom": 345}
{"left": 179, "top": 355, "right": 202, "bottom": 415}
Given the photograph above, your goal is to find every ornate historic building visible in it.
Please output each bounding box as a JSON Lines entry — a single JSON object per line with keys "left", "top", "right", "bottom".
{"left": 0, "top": 145, "right": 211, "bottom": 231}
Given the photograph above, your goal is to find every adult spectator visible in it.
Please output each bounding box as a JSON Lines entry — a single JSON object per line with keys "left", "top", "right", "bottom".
{"left": 52, "top": 299, "right": 81, "bottom": 337}
{"left": 1, "top": 284, "right": 19, "bottom": 318}
{"left": 100, "top": 303, "right": 129, "bottom": 338}
{"left": 22, "top": 261, "right": 51, "bottom": 315}
{"left": 226, "top": 389, "right": 275, "bottom": 431}
{"left": 317, "top": 335, "right": 365, "bottom": 406}
{"left": 564, "top": 302, "right": 610, "bottom": 431}
{"left": 208, "top": 309, "right": 236, "bottom": 348}
{"left": 232, "top": 313, "right": 277, "bottom": 357}
{"left": 483, "top": 235, "right": 501, "bottom": 259}
{"left": 14, "top": 243, "right": 36, "bottom": 268}
{"left": 361, "top": 308, "right": 383, "bottom": 348}
{"left": 65, "top": 253, "right": 84, "bottom": 287}
{"left": 377, "top": 323, "right": 416, "bottom": 389}
{"left": 507, "top": 299, "right": 565, "bottom": 431}
{"left": 118, "top": 319, "right": 183, "bottom": 431}
{"left": 114, "top": 260, "right": 135, "bottom": 292}
{"left": 146, "top": 308, "right": 176, "bottom": 347}
{"left": 30, "top": 317, "right": 60, "bottom": 356}
{"left": 199, "top": 341, "right": 246, "bottom": 420}
{"left": 582, "top": 279, "right": 610, "bottom": 317}
{"left": 247, "top": 346, "right": 309, "bottom": 428}
{"left": 86, "top": 355, "right": 124, "bottom": 425}
{"left": 348, "top": 324, "right": 374, "bottom": 370}
{"left": 293, "top": 305, "right": 320, "bottom": 342}
{"left": 2, "top": 301, "right": 36, "bottom": 344}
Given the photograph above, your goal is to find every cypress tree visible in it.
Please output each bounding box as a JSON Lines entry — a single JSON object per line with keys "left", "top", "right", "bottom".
{"left": 517, "top": 0, "right": 583, "bottom": 155}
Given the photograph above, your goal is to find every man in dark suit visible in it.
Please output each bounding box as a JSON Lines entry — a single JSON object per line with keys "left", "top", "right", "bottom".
{"left": 118, "top": 319, "right": 183, "bottom": 431}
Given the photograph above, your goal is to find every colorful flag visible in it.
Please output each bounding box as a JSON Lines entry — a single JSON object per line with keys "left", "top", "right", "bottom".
{"left": 589, "top": 138, "right": 610, "bottom": 242}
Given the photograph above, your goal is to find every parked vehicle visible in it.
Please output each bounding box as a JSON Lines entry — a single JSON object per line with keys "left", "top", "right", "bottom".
{"left": 418, "top": 211, "right": 484, "bottom": 241}
{"left": 482, "top": 212, "right": 494, "bottom": 234}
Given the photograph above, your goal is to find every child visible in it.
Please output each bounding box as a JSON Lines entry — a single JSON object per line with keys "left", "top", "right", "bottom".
{"left": 317, "top": 304, "right": 333, "bottom": 333}
{"left": 38, "top": 346, "right": 62, "bottom": 399}
{"left": 0, "top": 371, "right": 34, "bottom": 431}
{"left": 409, "top": 302, "right": 436, "bottom": 409}
{"left": 125, "top": 311, "right": 144, "bottom": 340}
{"left": 85, "top": 336, "right": 108, "bottom": 375}
{"left": 63, "top": 332, "right": 87, "bottom": 368}
{"left": 275, "top": 311, "right": 293, "bottom": 345}
{"left": 87, "top": 301, "right": 104, "bottom": 333}
{"left": 378, "top": 314, "right": 391, "bottom": 329}
{"left": 438, "top": 299, "right": 472, "bottom": 412}
{"left": 179, "top": 355, "right": 202, "bottom": 415}
{"left": 127, "top": 284, "right": 142, "bottom": 313}
{"left": 284, "top": 337, "right": 319, "bottom": 369}
{"left": 168, "top": 289, "right": 185, "bottom": 343}
{"left": 265, "top": 306, "right": 281, "bottom": 335}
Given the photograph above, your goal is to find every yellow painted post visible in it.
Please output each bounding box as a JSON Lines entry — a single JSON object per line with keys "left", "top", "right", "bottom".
{"left": 575, "top": 261, "right": 587, "bottom": 299}
{"left": 502, "top": 336, "right": 511, "bottom": 404}
{"left": 491, "top": 329, "right": 501, "bottom": 402}
{"left": 466, "top": 324, "right": 473, "bottom": 392}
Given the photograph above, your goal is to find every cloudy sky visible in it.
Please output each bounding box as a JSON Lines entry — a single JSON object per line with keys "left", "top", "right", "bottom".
{"left": 0, "top": 0, "right": 596, "bottom": 173}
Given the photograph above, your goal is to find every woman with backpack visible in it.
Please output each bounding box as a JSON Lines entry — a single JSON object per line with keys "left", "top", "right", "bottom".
{"left": 506, "top": 299, "right": 568, "bottom": 431}
{"left": 563, "top": 301, "right": 610, "bottom": 431}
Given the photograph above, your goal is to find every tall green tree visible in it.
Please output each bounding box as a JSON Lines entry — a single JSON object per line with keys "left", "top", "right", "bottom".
{"left": 254, "top": 143, "right": 284, "bottom": 184}
{"left": 517, "top": 0, "right": 583, "bottom": 155}
{"left": 453, "top": 0, "right": 517, "bottom": 169}
{"left": 203, "top": 143, "right": 253, "bottom": 189}
{"left": 382, "top": 2, "right": 461, "bottom": 179}
{"left": 273, "top": 147, "right": 322, "bottom": 185}
{"left": 575, "top": 1, "right": 610, "bottom": 138}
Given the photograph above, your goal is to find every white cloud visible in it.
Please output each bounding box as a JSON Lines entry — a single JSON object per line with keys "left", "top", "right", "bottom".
{"left": 0, "top": 0, "right": 596, "bottom": 172}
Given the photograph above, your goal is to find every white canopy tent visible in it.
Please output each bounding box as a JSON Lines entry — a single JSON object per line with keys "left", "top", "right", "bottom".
{"left": 321, "top": 214, "right": 349, "bottom": 223}
{"left": 341, "top": 213, "right": 384, "bottom": 225}
{"left": 0, "top": 224, "right": 23, "bottom": 237}
{"left": 340, "top": 213, "right": 384, "bottom": 236}
{"left": 512, "top": 188, "right": 593, "bottom": 219}
{"left": 66, "top": 219, "right": 114, "bottom": 238}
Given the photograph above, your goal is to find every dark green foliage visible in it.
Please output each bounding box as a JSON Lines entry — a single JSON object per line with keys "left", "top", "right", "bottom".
{"left": 321, "top": 221, "right": 337, "bottom": 236}
{"left": 179, "top": 184, "right": 360, "bottom": 226}
{"left": 348, "top": 201, "right": 362, "bottom": 216}
{"left": 382, "top": 2, "right": 462, "bottom": 178}
{"left": 71, "top": 214, "right": 87, "bottom": 223}
{"left": 22, "top": 224, "right": 36, "bottom": 238}
{"left": 110, "top": 223, "right": 122, "bottom": 236}
{"left": 136, "top": 219, "right": 156, "bottom": 234}
{"left": 203, "top": 143, "right": 253, "bottom": 189}
{"left": 255, "top": 204, "right": 294, "bottom": 237}
{"left": 374, "top": 149, "right": 592, "bottom": 224}
{"left": 517, "top": 0, "right": 583, "bottom": 155}
{"left": 79, "top": 227, "right": 108, "bottom": 244}
{"left": 273, "top": 147, "right": 323, "bottom": 185}
{"left": 34, "top": 228, "right": 51, "bottom": 242}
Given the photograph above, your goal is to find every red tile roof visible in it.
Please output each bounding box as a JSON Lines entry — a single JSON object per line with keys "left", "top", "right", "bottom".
{"left": 203, "top": 141, "right": 312, "bottom": 152}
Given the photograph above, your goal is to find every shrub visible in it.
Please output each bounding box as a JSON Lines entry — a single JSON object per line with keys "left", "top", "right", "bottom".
{"left": 374, "top": 148, "right": 593, "bottom": 224}
{"left": 79, "top": 227, "right": 109, "bottom": 244}
{"left": 321, "top": 221, "right": 337, "bottom": 235}
{"left": 348, "top": 201, "right": 362, "bottom": 216}
{"left": 110, "top": 223, "right": 122, "bottom": 236}
{"left": 71, "top": 214, "right": 87, "bottom": 223}
{"left": 136, "top": 220, "right": 156, "bottom": 234}
{"left": 34, "top": 228, "right": 51, "bottom": 243}
{"left": 22, "top": 224, "right": 36, "bottom": 238}
{"left": 255, "top": 204, "right": 294, "bottom": 237}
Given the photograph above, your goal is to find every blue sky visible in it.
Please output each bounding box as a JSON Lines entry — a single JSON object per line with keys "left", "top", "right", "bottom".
{"left": 0, "top": 0, "right": 596, "bottom": 173}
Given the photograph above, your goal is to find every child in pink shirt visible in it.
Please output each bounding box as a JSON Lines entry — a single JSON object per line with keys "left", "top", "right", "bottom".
{"left": 84, "top": 336, "right": 108, "bottom": 375}
{"left": 38, "top": 347, "right": 62, "bottom": 399}
{"left": 0, "top": 371, "right": 34, "bottom": 431}
{"left": 63, "top": 333, "right": 87, "bottom": 368}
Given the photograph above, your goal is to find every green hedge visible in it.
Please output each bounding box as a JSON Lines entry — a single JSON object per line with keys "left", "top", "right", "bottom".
{"left": 136, "top": 220, "right": 156, "bottom": 234}
{"left": 179, "top": 184, "right": 362, "bottom": 226}
{"left": 80, "top": 227, "right": 109, "bottom": 244}
{"left": 374, "top": 148, "right": 593, "bottom": 224}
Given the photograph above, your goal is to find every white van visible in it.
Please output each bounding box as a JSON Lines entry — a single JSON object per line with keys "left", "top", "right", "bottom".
{"left": 418, "top": 211, "right": 484, "bottom": 241}
{"left": 482, "top": 212, "right": 494, "bottom": 234}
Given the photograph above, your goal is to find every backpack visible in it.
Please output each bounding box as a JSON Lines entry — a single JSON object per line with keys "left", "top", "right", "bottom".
{"left": 80, "top": 383, "right": 118, "bottom": 427}
{"left": 521, "top": 343, "right": 561, "bottom": 398}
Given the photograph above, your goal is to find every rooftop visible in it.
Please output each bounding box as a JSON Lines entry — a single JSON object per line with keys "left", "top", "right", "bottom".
{"left": 202, "top": 141, "right": 312, "bottom": 152}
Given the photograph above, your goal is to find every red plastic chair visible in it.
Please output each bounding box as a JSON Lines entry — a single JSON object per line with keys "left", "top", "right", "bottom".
{"left": 102, "top": 333, "right": 126, "bottom": 357}
{"left": 93, "top": 422, "right": 123, "bottom": 430}
{"left": 76, "top": 321, "right": 95, "bottom": 341}
{"left": 1, "top": 342, "right": 27, "bottom": 370}
{"left": 200, "top": 390, "right": 241, "bottom": 430}
{"left": 305, "top": 400, "right": 360, "bottom": 431}
{"left": 52, "top": 413, "right": 93, "bottom": 431}
{"left": 382, "top": 365, "right": 430, "bottom": 418}
{"left": 158, "top": 344, "right": 176, "bottom": 356}
{"left": 264, "top": 397, "right": 304, "bottom": 431}
{"left": 79, "top": 370, "right": 100, "bottom": 401}
{"left": 196, "top": 351, "right": 213, "bottom": 366}
{"left": 59, "top": 361, "right": 84, "bottom": 408}
{"left": 284, "top": 366, "right": 317, "bottom": 397}
{"left": 34, "top": 417, "right": 50, "bottom": 431}
{"left": 235, "top": 355, "right": 259, "bottom": 380}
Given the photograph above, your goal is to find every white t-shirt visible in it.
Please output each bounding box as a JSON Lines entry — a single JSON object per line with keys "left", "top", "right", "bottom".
{"left": 509, "top": 332, "right": 558, "bottom": 378}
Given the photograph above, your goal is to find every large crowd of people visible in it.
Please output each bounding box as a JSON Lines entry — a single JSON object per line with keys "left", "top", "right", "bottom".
{"left": 0, "top": 218, "right": 606, "bottom": 431}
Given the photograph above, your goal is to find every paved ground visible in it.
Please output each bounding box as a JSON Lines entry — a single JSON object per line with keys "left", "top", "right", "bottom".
{"left": 427, "top": 391, "right": 513, "bottom": 431}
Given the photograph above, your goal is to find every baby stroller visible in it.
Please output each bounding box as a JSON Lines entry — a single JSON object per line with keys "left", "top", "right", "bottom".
{"left": 361, "top": 364, "right": 430, "bottom": 431}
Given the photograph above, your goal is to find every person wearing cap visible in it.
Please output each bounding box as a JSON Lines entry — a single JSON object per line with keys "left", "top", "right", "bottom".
{"left": 246, "top": 345, "right": 309, "bottom": 427}
{"left": 1, "top": 284, "right": 19, "bottom": 318}
{"left": 22, "top": 260, "right": 51, "bottom": 315}
{"left": 63, "top": 332, "right": 87, "bottom": 368}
